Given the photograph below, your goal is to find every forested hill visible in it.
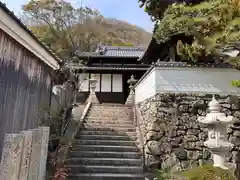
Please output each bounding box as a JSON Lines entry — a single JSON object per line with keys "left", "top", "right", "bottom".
{"left": 21, "top": 0, "right": 152, "bottom": 60}
{"left": 98, "top": 18, "right": 152, "bottom": 46}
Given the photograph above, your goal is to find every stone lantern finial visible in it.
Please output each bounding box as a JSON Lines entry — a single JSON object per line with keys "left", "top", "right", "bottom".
{"left": 208, "top": 95, "right": 221, "bottom": 113}
{"left": 127, "top": 75, "right": 137, "bottom": 90}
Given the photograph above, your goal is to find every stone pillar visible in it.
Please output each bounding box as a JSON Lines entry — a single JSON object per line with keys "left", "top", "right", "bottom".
{"left": 19, "top": 130, "right": 34, "bottom": 180}
{"left": 28, "top": 128, "right": 41, "bottom": 180}
{"left": 0, "top": 134, "right": 24, "bottom": 180}
{"left": 87, "top": 74, "right": 99, "bottom": 104}
{"left": 38, "top": 126, "right": 50, "bottom": 180}
{"left": 125, "top": 75, "right": 137, "bottom": 105}
{"left": 198, "top": 95, "right": 234, "bottom": 169}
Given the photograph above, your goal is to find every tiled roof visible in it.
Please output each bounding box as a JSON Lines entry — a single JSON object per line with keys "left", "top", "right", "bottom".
{"left": 97, "top": 45, "right": 146, "bottom": 58}
{"left": 76, "top": 45, "right": 147, "bottom": 58}
{"left": 66, "top": 63, "right": 149, "bottom": 71}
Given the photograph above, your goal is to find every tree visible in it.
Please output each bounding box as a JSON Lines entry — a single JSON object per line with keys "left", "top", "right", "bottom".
{"left": 139, "top": 0, "right": 240, "bottom": 68}
{"left": 22, "top": 0, "right": 102, "bottom": 60}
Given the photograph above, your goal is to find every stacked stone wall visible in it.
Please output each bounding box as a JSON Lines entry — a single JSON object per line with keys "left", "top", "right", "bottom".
{"left": 138, "top": 93, "right": 240, "bottom": 173}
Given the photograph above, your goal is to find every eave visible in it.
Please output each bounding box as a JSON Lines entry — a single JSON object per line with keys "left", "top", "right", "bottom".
{"left": 0, "top": 2, "right": 62, "bottom": 70}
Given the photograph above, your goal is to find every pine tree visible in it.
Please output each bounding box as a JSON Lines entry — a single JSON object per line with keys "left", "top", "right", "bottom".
{"left": 139, "top": 0, "right": 240, "bottom": 68}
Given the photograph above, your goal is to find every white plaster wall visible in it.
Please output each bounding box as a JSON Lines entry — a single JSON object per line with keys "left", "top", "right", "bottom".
{"left": 135, "top": 68, "right": 156, "bottom": 103}
{"left": 112, "top": 74, "right": 122, "bottom": 92}
{"left": 94, "top": 74, "right": 100, "bottom": 92}
{"left": 101, "top": 74, "right": 111, "bottom": 92}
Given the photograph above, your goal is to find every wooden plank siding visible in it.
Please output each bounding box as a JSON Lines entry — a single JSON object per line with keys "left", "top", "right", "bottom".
{"left": 0, "top": 29, "right": 52, "bottom": 154}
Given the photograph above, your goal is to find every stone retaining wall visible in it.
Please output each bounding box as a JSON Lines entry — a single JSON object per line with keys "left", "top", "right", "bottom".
{"left": 138, "top": 93, "right": 240, "bottom": 172}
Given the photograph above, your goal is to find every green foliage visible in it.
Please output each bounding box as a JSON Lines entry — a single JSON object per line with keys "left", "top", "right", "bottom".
{"left": 154, "top": 168, "right": 180, "bottom": 180}
{"left": 181, "top": 165, "right": 235, "bottom": 180}
{"left": 112, "top": 42, "right": 134, "bottom": 46}
{"left": 231, "top": 80, "right": 240, "bottom": 87}
{"left": 140, "top": 0, "right": 240, "bottom": 68}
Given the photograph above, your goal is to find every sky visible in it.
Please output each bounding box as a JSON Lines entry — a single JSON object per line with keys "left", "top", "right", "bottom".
{"left": 1, "top": 0, "right": 153, "bottom": 32}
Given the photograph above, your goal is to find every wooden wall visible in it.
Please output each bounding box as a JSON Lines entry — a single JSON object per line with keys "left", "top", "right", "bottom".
{"left": 0, "top": 30, "right": 52, "bottom": 153}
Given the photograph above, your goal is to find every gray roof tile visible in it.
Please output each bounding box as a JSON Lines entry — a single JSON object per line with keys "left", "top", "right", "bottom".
{"left": 98, "top": 46, "right": 146, "bottom": 58}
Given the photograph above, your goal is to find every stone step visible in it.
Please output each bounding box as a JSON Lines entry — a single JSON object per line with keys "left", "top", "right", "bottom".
{"left": 65, "top": 157, "right": 142, "bottom": 166}
{"left": 73, "top": 140, "right": 137, "bottom": 146}
{"left": 78, "top": 130, "right": 136, "bottom": 137}
{"left": 68, "top": 151, "right": 141, "bottom": 159}
{"left": 84, "top": 118, "right": 134, "bottom": 124}
{"left": 86, "top": 115, "right": 131, "bottom": 120}
{"left": 80, "top": 126, "right": 136, "bottom": 132}
{"left": 75, "top": 134, "right": 137, "bottom": 141}
{"left": 67, "top": 173, "right": 144, "bottom": 180}
{"left": 67, "top": 165, "right": 143, "bottom": 174}
{"left": 71, "top": 145, "right": 140, "bottom": 152}
{"left": 91, "top": 104, "right": 131, "bottom": 108}
{"left": 83, "top": 123, "right": 135, "bottom": 129}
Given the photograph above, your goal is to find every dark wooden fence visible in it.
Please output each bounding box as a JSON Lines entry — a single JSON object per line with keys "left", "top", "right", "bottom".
{"left": 0, "top": 29, "right": 53, "bottom": 154}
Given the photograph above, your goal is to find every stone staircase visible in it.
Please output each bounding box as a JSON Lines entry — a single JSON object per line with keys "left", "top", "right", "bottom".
{"left": 66, "top": 103, "right": 145, "bottom": 180}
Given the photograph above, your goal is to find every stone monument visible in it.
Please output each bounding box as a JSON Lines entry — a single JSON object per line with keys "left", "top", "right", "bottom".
{"left": 19, "top": 130, "right": 34, "bottom": 180}
{"left": 198, "top": 95, "right": 235, "bottom": 169}
{"left": 38, "top": 126, "right": 50, "bottom": 180}
{"left": 0, "top": 134, "right": 24, "bottom": 180}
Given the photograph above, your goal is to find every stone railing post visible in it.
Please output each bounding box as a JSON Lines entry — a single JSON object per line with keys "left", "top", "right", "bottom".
{"left": 198, "top": 95, "right": 235, "bottom": 169}
{"left": 125, "top": 75, "right": 137, "bottom": 105}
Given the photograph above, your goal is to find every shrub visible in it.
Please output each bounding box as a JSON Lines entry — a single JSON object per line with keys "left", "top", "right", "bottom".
{"left": 181, "top": 164, "right": 235, "bottom": 180}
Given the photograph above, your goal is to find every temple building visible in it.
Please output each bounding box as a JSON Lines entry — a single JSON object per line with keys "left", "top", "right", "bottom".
{"left": 67, "top": 45, "right": 150, "bottom": 104}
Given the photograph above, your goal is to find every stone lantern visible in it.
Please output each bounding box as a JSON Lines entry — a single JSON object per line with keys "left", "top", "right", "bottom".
{"left": 125, "top": 75, "right": 137, "bottom": 105}
{"left": 198, "top": 95, "right": 235, "bottom": 169}
{"left": 87, "top": 74, "right": 99, "bottom": 103}
{"left": 127, "top": 75, "right": 137, "bottom": 90}
{"left": 89, "top": 74, "right": 97, "bottom": 93}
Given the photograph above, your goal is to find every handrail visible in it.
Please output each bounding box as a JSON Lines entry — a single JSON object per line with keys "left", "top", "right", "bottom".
{"left": 72, "top": 102, "right": 91, "bottom": 139}
{"left": 132, "top": 91, "right": 146, "bottom": 171}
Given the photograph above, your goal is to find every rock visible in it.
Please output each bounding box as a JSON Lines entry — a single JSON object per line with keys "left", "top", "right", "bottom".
{"left": 187, "top": 129, "right": 201, "bottom": 136}
{"left": 198, "top": 132, "right": 208, "bottom": 140}
{"left": 202, "top": 149, "right": 211, "bottom": 160}
{"left": 174, "top": 148, "right": 187, "bottom": 160}
{"left": 177, "top": 130, "right": 186, "bottom": 136}
{"left": 187, "top": 151, "right": 201, "bottom": 160}
{"left": 234, "top": 111, "right": 240, "bottom": 118}
{"left": 233, "top": 131, "right": 240, "bottom": 137}
{"left": 230, "top": 136, "right": 240, "bottom": 146}
{"left": 169, "top": 128, "right": 177, "bottom": 138}
{"left": 171, "top": 137, "right": 183, "bottom": 148}
{"left": 184, "top": 142, "right": 196, "bottom": 150}
{"left": 179, "top": 105, "right": 189, "bottom": 113}
{"left": 184, "top": 135, "right": 198, "bottom": 142}
{"left": 161, "top": 155, "right": 181, "bottom": 171}
{"left": 146, "top": 141, "right": 162, "bottom": 156}
{"left": 146, "top": 131, "right": 164, "bottom": 141}
{"left": 147, "top": 121, "right": 161, "bottom": 132}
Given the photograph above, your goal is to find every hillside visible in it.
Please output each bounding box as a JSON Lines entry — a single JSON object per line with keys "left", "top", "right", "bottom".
{"left": 21, "top": 0, "right": 152, "bottom": 59}
{"left": 99, "top": 18, "right": 152, "bottom": 46}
